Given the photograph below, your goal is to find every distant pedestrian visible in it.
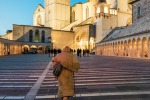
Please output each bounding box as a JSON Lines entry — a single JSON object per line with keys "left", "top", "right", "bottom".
{"left": 48, "top": 48, "right": 51, "bottom": 57}
{"left": 77, "top": 49, "right": 79, "bottom": 57}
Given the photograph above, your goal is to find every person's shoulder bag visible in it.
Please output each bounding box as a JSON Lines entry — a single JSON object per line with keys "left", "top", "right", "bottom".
{"left": 53, "top": 63, "right": 63, "bottom": 77}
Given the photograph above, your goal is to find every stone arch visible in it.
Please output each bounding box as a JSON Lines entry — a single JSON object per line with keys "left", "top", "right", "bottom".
{"left": 38, "top": 46, "right": 44, "bottom": 54}
{"left": 112, "top": 42, "right": 115, "bottom": 55}
{"left": 72, "top": 10, "right": 75, "bottom": 22}
{"left": 35, "top": 29, "right": 40, "bottom": 42}
{"left": 22, "top": 45, "right": 29, "bottom": 54}
{"left": 29, "top": 30, "right": 33, "bottom": 42}
{"left": 114, "top": 42, "right": 117, "bottom": 55}
{"left": 45, "top": 45, "right": 51, "bottom": 54}
{"left": 42, "top": 30, "right": 45, "bottom": 43}
{"left": 132, "top": 38, "right": 137, "bottom": 57}
{"left": 104, "top": 6, "right": 109, "bottom": 14}
{"left": 148, "top": 37, "right": 150, "bottom": 58}
{"left": 30, "top": 45, "right": 37, "bottom": 54}
{"left": 110, "top": 43, "right": 113, "bottom": 55}
{"left": 124, "top": 40, "right": 128, "bottom": 56}
{"left": 137, "top": 5, "right": 142, "bottom": 16}
{"left": 121, "top": 41, "right": 124, "bottom": 56}
{"left": 137, "top": 38, "right": 142, "bottom": 57}
{"left": 142, "top": 37, "right": 148, "bottom": 57}
{"left": 128, "top": 39, "right": 132, "bottom": 57}
{"left": 118, "top": 41, "right": 121, "bottom": 56}
{"left": 79, "top": 32, "right": 88, "bottom": 50}
{"left": 37, "top": 15, "right": 42, "bottom": 25}
{"left": 0, "top": 42, "right": 3, "bottom": 56}
{"left": 86, "top": 6, "right": 89, "bottom": 19}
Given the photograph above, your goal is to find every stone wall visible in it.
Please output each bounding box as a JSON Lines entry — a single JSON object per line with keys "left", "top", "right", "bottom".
{"left": 132, "top": 0, "right": 150, "bottom": 23}
{"left": 13, "top": 24, "right": 51, "bottom": 43}
{"left": 51, "top": 30, "right": 75, "bottom": 49}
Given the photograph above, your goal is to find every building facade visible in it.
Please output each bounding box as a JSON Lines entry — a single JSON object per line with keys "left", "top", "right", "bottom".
{"left": 96, "top": 0, "right": 150, "bottom": 58}
{"left": 0, "top": 0, "right": 132, "bottom": 56}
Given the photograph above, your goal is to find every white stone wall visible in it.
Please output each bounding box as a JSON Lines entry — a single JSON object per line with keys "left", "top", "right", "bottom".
{"left": 51, "top": 30, "right": 75, "bottom": 49}
{"left": 71, "top": 4, "right": 83, "bottom": 23}
{"left": 117, "top": 0, "right": 132, "bottom": 27}
{"left": 33, "top": 5, "right": 45, "bottom": 26}
{"left": 82, "top": 2, "right": 95, "bottom": 21}
{"left": 45, "top": 0, "right": 70, "bottom": 30}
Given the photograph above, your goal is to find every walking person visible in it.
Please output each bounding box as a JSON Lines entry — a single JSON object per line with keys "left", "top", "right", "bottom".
{"left": 48, "top": 48, "right": 51, "bottom": 57}
{"left": 52, "top": 46, "right": 80, "bottom": 100}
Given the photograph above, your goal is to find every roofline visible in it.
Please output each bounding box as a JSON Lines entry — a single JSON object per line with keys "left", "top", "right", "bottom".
{"left": 129, "top": 0, "right": 140, "bottom": 4}
{"left": 96, "top": 30, "right": 150, "bottom": 44}
{"left": 13, "top": 24, "right": 52, "bottom": 29}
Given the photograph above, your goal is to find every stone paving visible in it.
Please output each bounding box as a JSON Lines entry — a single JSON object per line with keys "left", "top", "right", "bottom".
{"left": 0, "top": 54, "right": 150, "bottom": 100}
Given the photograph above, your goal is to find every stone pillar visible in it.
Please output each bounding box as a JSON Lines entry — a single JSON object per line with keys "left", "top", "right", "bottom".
{"left": 136, "top": 43, "right": 138, "bottom": 58}
{"left": 148, "top": 43, "right": 150, "bottom": 58}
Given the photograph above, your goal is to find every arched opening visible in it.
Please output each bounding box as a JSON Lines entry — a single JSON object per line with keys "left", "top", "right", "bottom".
{"left": 29, "top": 30, "right": 33, "bottom": 42}
{"left": 45, "top": 46, "right": 51, "bottom": 54}
{"left": 137, "top": 5, "right": 142, "bottom": 16}
{"left": 137, "top": 38, "right": 142, "bottom": 57}
{"left": 128, "top": 39, "right": 132, "bottom": 57}
{"left": 114, "top": 42, "right": 117, "bottom": 55}
{"left": 0, "top": 42, "right": 2, "bottom": 56}
{"left": 30, "top": 45, "right": 37, "bottom": 54}
{"left": 104, "top": 6, "right": 109, "bottom": 14}
{"left": 86, "top": 6, "right": 89, "bottom": 19}
{"left": 121, "top": 41, "right": 124, "bottom": 56}
{"left": 148, "top": 37, "right": 150, "bottom": 58}
{"left": 112, "top": 42, "right": 115, "bottom": 55}
{"left": 90, "top": 37, "right": 95, "bottom": 52}
{"left": 132, "top": 38, "right": 137, "bottom": 57}
{"left": 42, "top": 30, "right": 45, "bottom": 43}
{"left": 124, "top": 40, "right": 128, "bottom": 56}
{"left": 22, "top": 45, "right": 29, "bottom": 54}
{"left": 142, "top": 37, "right": 148, "bottom": 57}
{"left": 37, "top": 15, "right": 42, "bottom": 25}
{"left": 72, "top": 11, "right": 75, "bottom": 22}
{"left": 35, "top": 29, "right": 40, "bottom": 42}
{"left": 118, "top": 41, "right": 121, "bottom": 56}
{"left": 38, "top": 46, "right": 44, "bottom": 54}
{"left": 78, "top": 32, "right": 88, "bottom": 50}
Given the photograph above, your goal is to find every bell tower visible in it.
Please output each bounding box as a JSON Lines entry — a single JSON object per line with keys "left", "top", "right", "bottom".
{"left": 45, "top": 0, "right": 70, "bottom": 30}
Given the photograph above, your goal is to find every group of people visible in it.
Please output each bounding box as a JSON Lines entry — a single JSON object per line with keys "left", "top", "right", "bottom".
{"left": 48, "top": 48, "right": 90, "bottom": 57}
{"left": 77, "top": 49, "right": 90, "bottom": 57}
{"left": 48, "top": 48, "right": 61, "bottom": 57}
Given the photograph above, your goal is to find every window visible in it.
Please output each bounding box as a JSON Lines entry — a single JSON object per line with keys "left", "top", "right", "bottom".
{"left": 96, "top": 7, "right": 100, "bottom": 14}
{"left": 37, "top": 15, "right": 42, "bottom": 25}
{"left": 35, "top": 29, "right": 39, "bottom": 42}
{"left": 42, "top": 31, "right": 45, "bottom": 43}
{"left": 104, "top": 6, "right": 108, "bottom": 13}
{"left": 86, "top": 6, "right": 89, "bottom": 19}
{"left": 29, "top": 30, "right": 33, "bottom": 42}
{"left": 137, "top": 5, "right": 142, "bottom": 16}
{"left": 72, "top": 11, "right": 75, "bottom": 22}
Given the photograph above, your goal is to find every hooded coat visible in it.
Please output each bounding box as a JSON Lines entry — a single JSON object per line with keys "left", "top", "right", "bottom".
{"left": 52, "top": 46, "right": 80, "bottom": 97}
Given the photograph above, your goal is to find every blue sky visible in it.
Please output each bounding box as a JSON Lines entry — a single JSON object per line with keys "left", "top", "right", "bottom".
{"left": 0, "top": 0, "right": 87, "bottom": 35}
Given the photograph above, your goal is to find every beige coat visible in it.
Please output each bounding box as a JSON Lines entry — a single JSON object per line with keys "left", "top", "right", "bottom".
{"left": 52, "top": 46, "right": 80, "bottom": 97}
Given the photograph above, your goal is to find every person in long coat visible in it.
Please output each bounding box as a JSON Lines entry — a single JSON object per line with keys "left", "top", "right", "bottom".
{"left": 52, "top": 46, "right": 80, "bottom": 100}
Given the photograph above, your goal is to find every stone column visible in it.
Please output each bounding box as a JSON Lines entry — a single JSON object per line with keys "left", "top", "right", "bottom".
{"left": 148, "top": 43, "right": 150, "bottom": 58}
{"left": 136, "top": 43, "right": 138, "bottom": 58}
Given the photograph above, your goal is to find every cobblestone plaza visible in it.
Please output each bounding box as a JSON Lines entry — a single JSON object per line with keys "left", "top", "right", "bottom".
{"left": 0, "top": 54, "right": 150, "bottom": 100}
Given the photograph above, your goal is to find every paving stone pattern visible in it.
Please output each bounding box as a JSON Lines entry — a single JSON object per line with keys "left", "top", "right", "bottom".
{"left": 0, "top": 55, "right": 150, "bottom": 100}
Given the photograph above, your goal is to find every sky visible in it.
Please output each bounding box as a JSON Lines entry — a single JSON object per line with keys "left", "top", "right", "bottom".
{"left": 0, "top": 0, "right": 87, "bottom": 35}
